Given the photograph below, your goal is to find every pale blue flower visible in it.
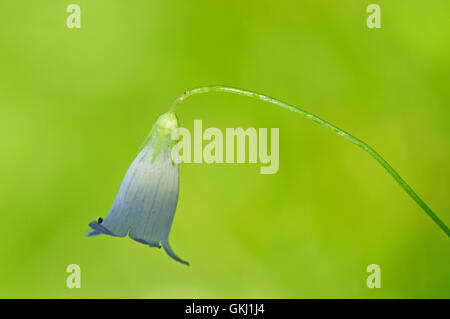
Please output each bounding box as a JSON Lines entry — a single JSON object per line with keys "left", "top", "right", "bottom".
{"left": 87, "top": 112, "right": 188, "bottom": 265}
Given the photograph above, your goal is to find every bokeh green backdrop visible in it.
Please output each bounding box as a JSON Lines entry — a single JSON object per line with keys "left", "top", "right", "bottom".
{"left": 0, "top": 1, "right": 449, "bottom": 298}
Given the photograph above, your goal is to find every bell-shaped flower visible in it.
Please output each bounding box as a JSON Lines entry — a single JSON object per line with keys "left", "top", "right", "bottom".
{"left": 86, "top": 111, "right": 188, "bottom": 265}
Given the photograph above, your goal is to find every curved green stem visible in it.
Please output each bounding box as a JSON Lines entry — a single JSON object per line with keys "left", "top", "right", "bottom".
{"left": 171, "top": 86, "right": 449, "bottom": 237}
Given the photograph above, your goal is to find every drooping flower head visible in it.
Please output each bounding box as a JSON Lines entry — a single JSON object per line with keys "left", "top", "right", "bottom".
{"left": 87, "top": 111, "right": 188, "bottom": 265}
{"left": 86, "top": 86, "right": 450, "bottom": 268}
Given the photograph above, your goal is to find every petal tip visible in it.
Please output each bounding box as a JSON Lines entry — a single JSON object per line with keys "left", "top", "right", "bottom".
{"left": 86, "top": 229, "right": 102, "bottom": 237}
{"left": 162, "top": 241, "right": 189, "bottom": 266}
{"left": 87, "top": 221, "right": 119, "bottom": 237}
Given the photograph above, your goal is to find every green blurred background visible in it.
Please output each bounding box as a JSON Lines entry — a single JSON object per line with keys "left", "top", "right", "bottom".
{"left": 0, "top": 1, "right": 449, "bottom": 298}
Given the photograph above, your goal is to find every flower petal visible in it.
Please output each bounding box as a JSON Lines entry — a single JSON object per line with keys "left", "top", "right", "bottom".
{"left": 87, "top": 112, "right": 188, "bottom": 265}
{"left": 162, "top": 240, "right": 189, "bottom": 266}
{"left": 86, "top": 221, "right": 123, "bottom": 237}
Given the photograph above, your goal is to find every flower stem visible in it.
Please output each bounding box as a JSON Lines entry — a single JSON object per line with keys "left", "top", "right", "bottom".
{"left": 171, "top": 86, "right": 449, "bottom": 237}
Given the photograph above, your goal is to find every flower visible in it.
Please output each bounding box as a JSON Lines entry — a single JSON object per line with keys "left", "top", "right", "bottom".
{"left": 87, "top": 111, "right": 188, "bottom": 266}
